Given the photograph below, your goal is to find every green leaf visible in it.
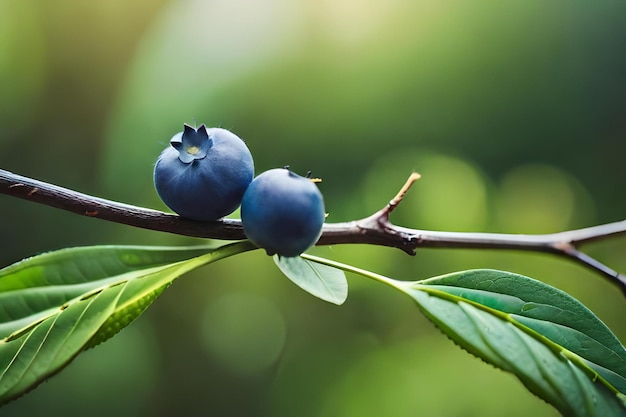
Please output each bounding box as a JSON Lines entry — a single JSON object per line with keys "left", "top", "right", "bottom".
{"left": 0, "top": 241, "right": 256, "bottom": 405}
{"left": 405, "top": 286, "right": 625, "bottom": 417}
{"left": 416, "top": 269, "right": 626, "bottom": 395}
{"left": 300, "top": 257, "right": 626, "bottom": 416}
{"left": 273, "top": 255, "right": 348, "bottom": 305}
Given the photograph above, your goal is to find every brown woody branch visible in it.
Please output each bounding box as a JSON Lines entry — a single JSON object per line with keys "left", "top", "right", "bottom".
{"left": 1, "top": 168, "right": 625, "bottom": 294}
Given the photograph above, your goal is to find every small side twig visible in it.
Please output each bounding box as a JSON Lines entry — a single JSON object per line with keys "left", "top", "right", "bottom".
{"left": 388, "top": 172, "right": 421, "bottom": 214}
{"left": 1, "top": 168, "right": 625, "bottom": 295}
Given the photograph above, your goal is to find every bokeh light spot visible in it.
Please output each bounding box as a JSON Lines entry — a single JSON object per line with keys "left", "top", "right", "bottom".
{"left": 496, "top": 164, "right": 593, "bottom": 233}
{"left": 200, "top": 292, "right": 287, "bottom": 376}
{"left": 363, "top": 150, "right": 489, "bottom": 231}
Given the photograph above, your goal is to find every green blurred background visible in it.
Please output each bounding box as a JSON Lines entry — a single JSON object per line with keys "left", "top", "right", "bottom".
{"left": 1, "top": 1, "right": 625, "bottom": 416}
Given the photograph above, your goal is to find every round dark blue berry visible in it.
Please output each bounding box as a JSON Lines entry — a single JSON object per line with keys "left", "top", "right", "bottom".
{"left": 154, "top": 124, "right": 254, "bottom": 221}
{"left": 241, "top": 168, "right": 325, "bottom": 257}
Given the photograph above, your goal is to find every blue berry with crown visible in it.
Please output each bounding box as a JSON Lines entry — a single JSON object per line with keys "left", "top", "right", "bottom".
{"left": 154, "top": 124, "right": 254, "bottom": 221}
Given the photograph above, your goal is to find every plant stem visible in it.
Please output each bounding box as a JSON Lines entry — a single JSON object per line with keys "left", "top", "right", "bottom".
{"left": 1, "top": 168, "right": 625, "bottom": 294}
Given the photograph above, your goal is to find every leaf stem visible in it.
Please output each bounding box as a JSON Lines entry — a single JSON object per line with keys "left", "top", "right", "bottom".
{"left": 300, "top": 253, "right": 402, "bottom": 290}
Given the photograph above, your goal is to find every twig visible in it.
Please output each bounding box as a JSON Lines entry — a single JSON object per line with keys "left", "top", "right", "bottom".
{"left": 388, "top": 172, "right": 421, "bottom": 213}
{"left": 1, "top": 168, "right": 625, "bottom": 294}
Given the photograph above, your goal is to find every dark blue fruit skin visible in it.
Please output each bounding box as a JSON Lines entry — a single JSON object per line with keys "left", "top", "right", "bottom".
{"left": 154, "top": 124, "right": 254, "bottom": 221}
{"left": 241, "top": 168, "right": 325, "bottom": 257}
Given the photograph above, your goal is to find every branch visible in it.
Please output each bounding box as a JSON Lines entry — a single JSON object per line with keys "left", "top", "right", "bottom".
{"left": 1, "top": 168, "right": 625, "bottom": 294}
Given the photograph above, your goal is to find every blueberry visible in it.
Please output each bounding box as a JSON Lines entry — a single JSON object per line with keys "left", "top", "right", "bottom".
{"left": 154, "top": 124, "right": 254, "bottom": 221}
{"left": 241, "top": 167, "right": 325, "bottom": 257}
